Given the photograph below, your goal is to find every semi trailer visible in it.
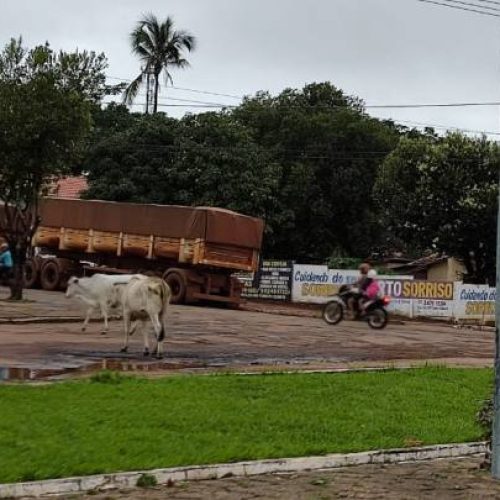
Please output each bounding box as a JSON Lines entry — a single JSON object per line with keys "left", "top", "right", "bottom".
{"left": 23, "top": 198, "right": 264, "bottom": 305}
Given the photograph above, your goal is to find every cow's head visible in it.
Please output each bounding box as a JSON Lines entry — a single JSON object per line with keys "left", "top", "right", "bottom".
{"left": 65, "top": 276, "right": 80, "bottom": 298}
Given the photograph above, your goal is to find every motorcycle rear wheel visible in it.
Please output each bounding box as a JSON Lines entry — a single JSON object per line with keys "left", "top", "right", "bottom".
{"left": 322, "top": 301, "right": 344, "bottom": 325}
{"left": 367, "top": 308, "right": 388, "bottom": 329}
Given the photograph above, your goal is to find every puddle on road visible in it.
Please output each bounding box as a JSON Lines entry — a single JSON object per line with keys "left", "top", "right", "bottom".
{"left": 0, "top": 358, "right": 208, "bottom": 381}
{"left": 0, "top": 352, "right": 346, "bottom": 381}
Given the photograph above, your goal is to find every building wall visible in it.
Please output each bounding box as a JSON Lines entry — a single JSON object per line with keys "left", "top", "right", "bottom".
{"left": 427, "top": 258, "right": 466, "bottom": 282}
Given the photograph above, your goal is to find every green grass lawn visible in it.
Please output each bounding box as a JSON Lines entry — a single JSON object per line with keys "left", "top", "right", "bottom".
{"left": 0, "top": 368, "right": 492, "bottom": 483}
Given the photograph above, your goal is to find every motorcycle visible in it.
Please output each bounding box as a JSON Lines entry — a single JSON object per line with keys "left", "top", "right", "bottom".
{"left": 322, "top": 284, "right": 390, "bottom": 329}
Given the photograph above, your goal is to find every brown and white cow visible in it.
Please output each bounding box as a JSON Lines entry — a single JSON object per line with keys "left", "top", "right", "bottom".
{"left": 116, "top": 276, "right": 171, "bottom": 358}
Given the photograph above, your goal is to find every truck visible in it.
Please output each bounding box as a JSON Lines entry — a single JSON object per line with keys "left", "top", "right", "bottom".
{"left": 23, "top": 198, "right": 264, "bottom": 305}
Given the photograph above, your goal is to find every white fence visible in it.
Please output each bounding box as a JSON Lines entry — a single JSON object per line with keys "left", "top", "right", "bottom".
{"left": 243, "top": 262, "right": 496, "bottom": 322}
{"left": 291, "top": 264, "right": 494, "bottom": 322}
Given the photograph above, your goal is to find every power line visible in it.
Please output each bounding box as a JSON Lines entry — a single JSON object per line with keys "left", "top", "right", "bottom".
{"left": 126, "top": 100, "right": 500, "bottom": 110}
{"left": 133, "top": 93, "right": 230, "bottom": 107}
{"left": 389, "top": 118, "right": 500, "bottom": 136}
{"left": 128, "top": 102, "right": 229, "bottom": 109}
{"left": 121, "top": 102, "right": 500, "bottom": 136}
{"left": 475, "top": 0, "right": 500, "bottom": 6}
{"left": 417, "top": 0, "right": 500, "bottom": 17}
{"left": 368, "top": 101, "right": 500, "bottom": 109}
{"left": 107, "top": 75, "right": 242, "bottom": 100}
{"left": 109, "top": 75, "right": 500, "bottom": 110}
{"left": 441, "top": 0, "right": 500, "bottom": 13}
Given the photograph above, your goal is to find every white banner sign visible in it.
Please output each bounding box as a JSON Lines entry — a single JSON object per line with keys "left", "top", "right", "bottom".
{"left": 291, "top": 264, "right": 458, "bottom": 319}
{"left": 454, "top": 284, "right": 495, "bottom": 321}
{"left": 292, "top": 265, "right": 409, "bottom": 305}
{"left": 292, "top": 266, "right": 359, "bottom": 304}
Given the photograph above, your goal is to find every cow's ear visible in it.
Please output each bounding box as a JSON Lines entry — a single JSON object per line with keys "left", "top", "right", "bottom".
{"left": 74, "top": 278, "right": 79, "bottom": 284}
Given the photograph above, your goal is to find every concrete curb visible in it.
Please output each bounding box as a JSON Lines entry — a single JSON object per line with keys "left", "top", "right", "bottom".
{"left": 0, "top": 442, "right": 486, "bottom": 498}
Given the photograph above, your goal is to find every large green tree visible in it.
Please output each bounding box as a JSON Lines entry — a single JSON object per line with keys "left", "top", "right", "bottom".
{"left": 374, "top": 133, "right": 500, "bottom": 284}
{"left": 234, "top": 82, "right": 400, "bottom": 261}
{"left": 0, "top": 37, "right": 121, "bottom": 102}
{"left": 85, "top": 83, "right": 399, "bottom": 261}
{"left": 84, "top": 113, "right": 180, "bottom": 203}
{"left": 123, "top": 14, "right": 196, "bottom": 114}
{"left": 0, "top": 38, "right": 111, "bottom": 299}
{"left": 0, "top": 77, "right": 91, "bottom": 299}
{"left": 84, "top": 112, "right": 280, "bottom": 230}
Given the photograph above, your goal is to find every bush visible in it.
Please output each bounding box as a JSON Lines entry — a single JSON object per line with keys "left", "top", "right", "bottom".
{"left": 89, "top": 370, "right": 128, "bottom": 384}
{"left": 136, "top": 473, "right": 158, "bottom": 488}
{"left": 476, "top": 397, "right": 493, "bottom": 468}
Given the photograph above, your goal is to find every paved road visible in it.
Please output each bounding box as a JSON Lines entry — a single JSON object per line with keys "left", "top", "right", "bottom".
{"left": 0, "top": 288, "right": 494, "bottom": 376}
{"left": 76, "top": 457, "right": 500, "bottom": 500}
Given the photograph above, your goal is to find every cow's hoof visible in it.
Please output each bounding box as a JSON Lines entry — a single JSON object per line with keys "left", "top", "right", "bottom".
{"left": 81, "top": 328, "right": 86, "bottom": 332}
{"left": 100, "top": 331, "right": 107, "bottom": 336}
{"left": 143, "top": 350, "right": 150, "bottom": 357}
{"left": 156, "top": 353, "right": 163, "bottom": 360}
{"left": 120, "top": 347, "right": 128, "bottom": 353}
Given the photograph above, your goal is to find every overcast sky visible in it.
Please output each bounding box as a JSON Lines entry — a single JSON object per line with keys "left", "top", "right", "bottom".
{"left": 2, "top": 0, "right": 500, "bottom": 136}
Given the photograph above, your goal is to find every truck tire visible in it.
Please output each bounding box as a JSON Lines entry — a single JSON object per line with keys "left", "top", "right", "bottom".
{"left": 56, "top": 258, "right": 79, "bottom": 290}
{"left": 23, "top": 258, "right": 40, "bottom": 289}
{"left": 163, "top": 270, "right": 187, "bottom": 304}
{"left": 40, "top": 260, "right": 63, "bottom": 291}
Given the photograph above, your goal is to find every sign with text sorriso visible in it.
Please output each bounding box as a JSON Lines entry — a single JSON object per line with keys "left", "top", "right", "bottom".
{"left": 242, "top": 260, "right": 293, "bottom": 300}
{"left": 292, "top": 265, "right": 454, "bottom": 318}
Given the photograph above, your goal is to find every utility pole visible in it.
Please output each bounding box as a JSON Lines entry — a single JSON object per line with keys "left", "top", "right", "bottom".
{"left": 492, "top": 173, "right": 500, "bottom": 478}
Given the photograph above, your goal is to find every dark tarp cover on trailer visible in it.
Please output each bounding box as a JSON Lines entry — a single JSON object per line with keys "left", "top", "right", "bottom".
{"left": 37, "top": 198, "right": 264, "bottom": 250}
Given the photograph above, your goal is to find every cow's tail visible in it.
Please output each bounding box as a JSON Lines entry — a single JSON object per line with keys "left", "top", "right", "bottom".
{"left": 147, "top": 279, "right": 171, "bottom": 342}
{"left": 158, "top": 280, "right": 171, "bottom": 342}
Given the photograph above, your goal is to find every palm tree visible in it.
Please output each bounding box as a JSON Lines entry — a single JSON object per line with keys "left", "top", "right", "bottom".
{"left": 124, "top": 14, "right": 197, "bottom": 114}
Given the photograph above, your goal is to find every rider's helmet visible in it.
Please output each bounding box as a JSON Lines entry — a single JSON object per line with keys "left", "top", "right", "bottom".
{"left": 367, "top": 269, "right": 377, "bottom": 279}
{"left": 358, "top": 263, "right": 370, "bottom": 275}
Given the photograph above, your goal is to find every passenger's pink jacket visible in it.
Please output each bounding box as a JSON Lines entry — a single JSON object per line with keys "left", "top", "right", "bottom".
{"left": 365, "top": 280, "right": 381, "bottom": 300}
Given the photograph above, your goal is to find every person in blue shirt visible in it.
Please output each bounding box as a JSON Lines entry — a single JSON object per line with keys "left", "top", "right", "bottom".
{"left": 0, "top": 243, "right": 13, "bottom": 282}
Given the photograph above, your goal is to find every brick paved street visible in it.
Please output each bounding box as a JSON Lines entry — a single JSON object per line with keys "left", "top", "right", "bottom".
{"left": 0, "top": 287, "right": 494, "bottom": 376}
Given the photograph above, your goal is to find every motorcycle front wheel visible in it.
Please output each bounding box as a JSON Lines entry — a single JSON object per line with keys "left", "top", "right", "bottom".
{"left": 367, "top": 308, "right": 388, "bottom": 329}
{"left": 322, "top": 301, "right": 344, "bottom": 325}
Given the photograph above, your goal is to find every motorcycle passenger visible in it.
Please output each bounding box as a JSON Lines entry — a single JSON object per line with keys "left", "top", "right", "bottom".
{"left": 360, "top": 269, "right": 382, "bottom": 313}
{"left": 348, "top": 263, "right": 371, "bottom": 314}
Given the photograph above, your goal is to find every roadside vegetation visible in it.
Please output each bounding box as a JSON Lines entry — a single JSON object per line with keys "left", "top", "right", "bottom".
{"left": 0, "top": 368, "right": 491, "bottom": 483}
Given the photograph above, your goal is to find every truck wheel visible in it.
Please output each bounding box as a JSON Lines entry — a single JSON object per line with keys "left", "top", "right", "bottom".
{"left": 163, "top": 270, "right": 187, "bottom": 304}
{"left": 56, "top": 258, "right": 79, "bottom": 290}
{"left": 40, "top": 260, "right": 62, "bottom": 291}
{"left": 23, "top": 259, "right": 40, "bottom": 289}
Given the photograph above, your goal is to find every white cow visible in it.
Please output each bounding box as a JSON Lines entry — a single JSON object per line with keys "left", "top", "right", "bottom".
{"left": 117, "top": 276, "right": 171, "bottom": 358}
{"left": 66, "top": 273, "right": 145, "bottom": 334}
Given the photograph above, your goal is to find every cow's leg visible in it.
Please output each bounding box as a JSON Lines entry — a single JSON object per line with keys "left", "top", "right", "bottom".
{"left": 82, "top": 307, "right": 93, "bottom": 332}
{"left": 100, "top": 301, "right": 109, "bottom": 335}
{"left": 121, "top": 310, "right": 131, "bottom": 353}
{"left": 150, "top": 313, "right": 164, "bottom": 359}
{"left": 141, "top": 322, "right": 150, "bottom": 357}
{"left": 129, "top": 320, "right": 138, "bottom": 336}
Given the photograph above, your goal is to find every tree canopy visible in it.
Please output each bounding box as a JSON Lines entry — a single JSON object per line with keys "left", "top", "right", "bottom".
{"left": 374, "top": 133, "right": 500, "bottom": 284}
{"left": 0, "top": 37, "right": 107, "bottom": 298}
{"left": 86, "top": 82, "right": 400, "bottom": 260}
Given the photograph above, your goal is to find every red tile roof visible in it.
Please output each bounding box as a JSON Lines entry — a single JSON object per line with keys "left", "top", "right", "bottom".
{"left": 52, "top": 176, "right": 88, "bottom": 199}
